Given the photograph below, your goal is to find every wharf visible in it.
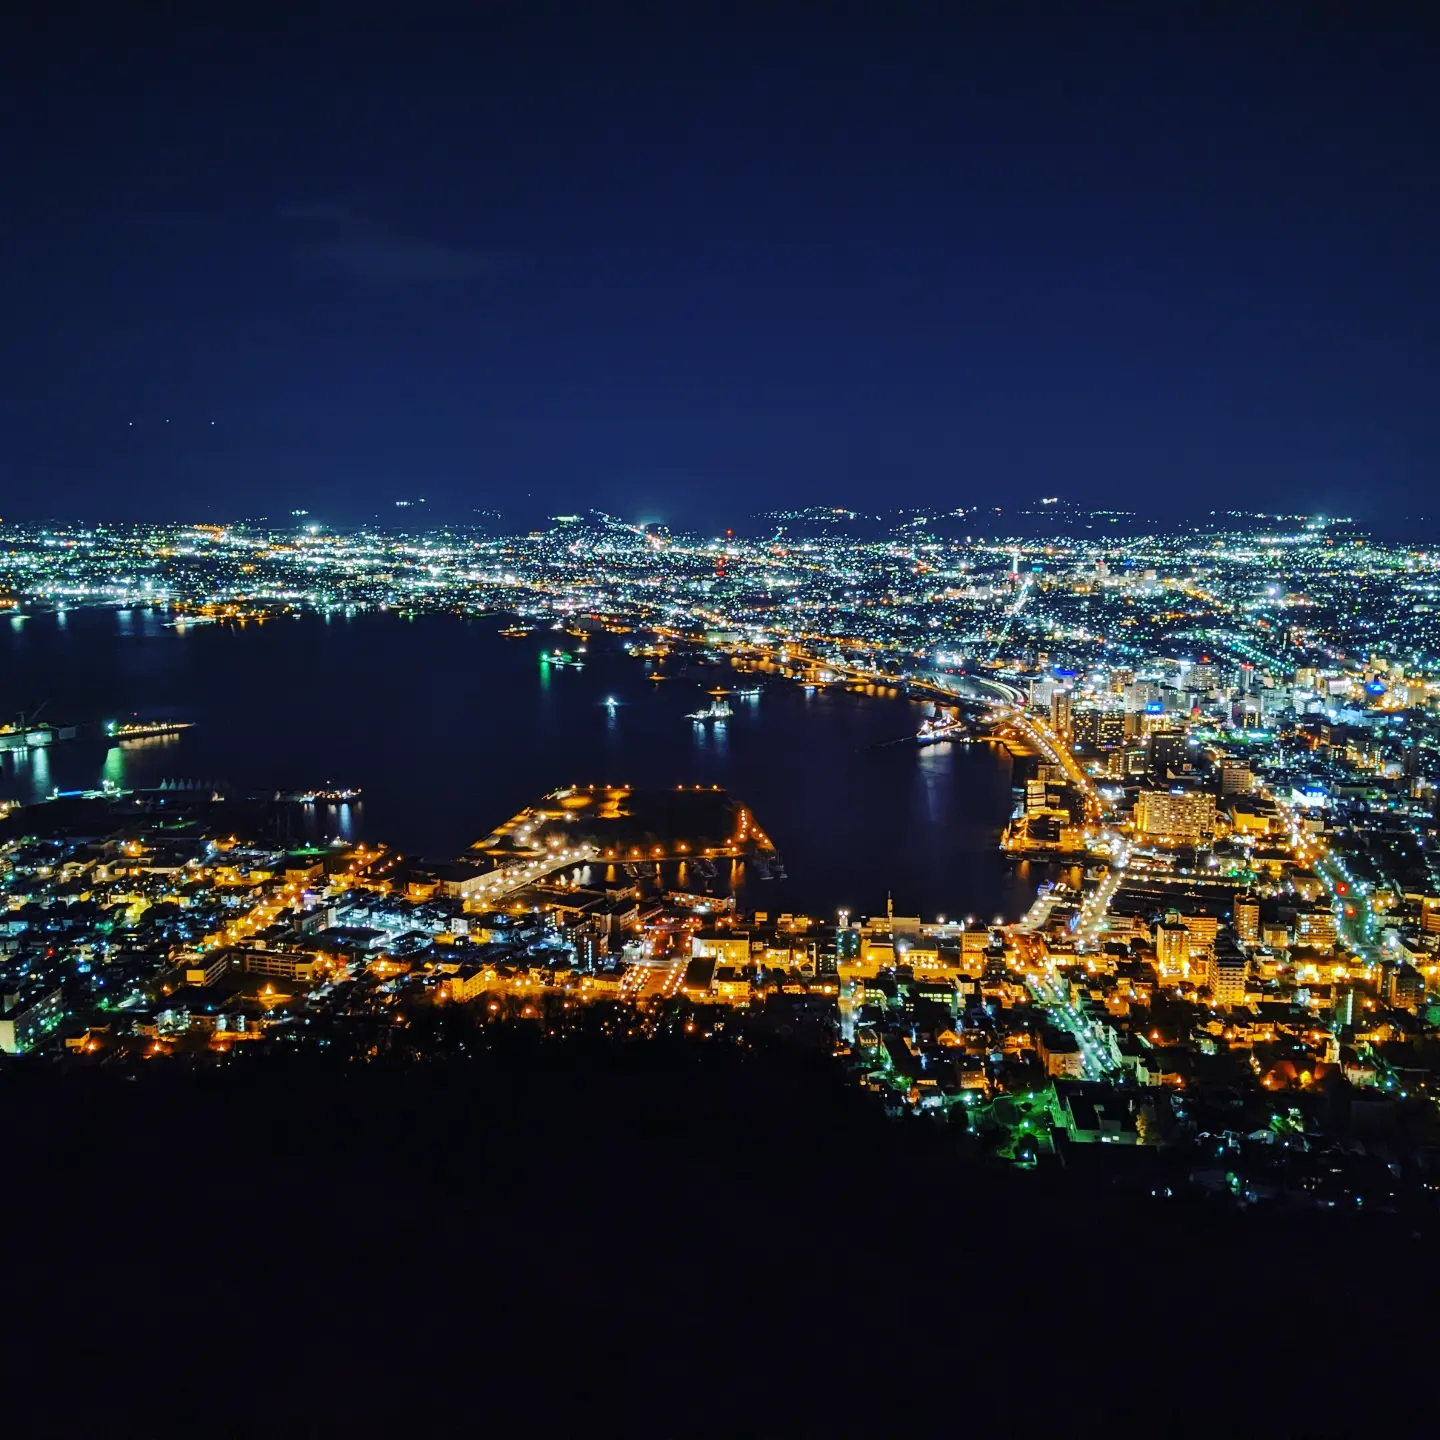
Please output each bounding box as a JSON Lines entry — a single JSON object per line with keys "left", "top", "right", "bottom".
{"left": 473, "top": 784, "right": 776, "bottom": 867}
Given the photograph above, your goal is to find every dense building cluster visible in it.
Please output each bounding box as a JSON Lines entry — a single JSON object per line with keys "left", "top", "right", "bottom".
{"left": 4, "top": 507, "right": 1439, "bottom": 679}
{"left": 6, "top": 504, "right": 1440, "bottom": 1214}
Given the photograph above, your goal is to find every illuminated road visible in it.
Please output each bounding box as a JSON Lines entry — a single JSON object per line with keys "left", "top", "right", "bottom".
{"left": 993, "top": 707, "right": 1106, "bottom": 823}
{"left": 986, "top": 574, "right": 1034, "bottom": 663}
{"left": 1027, "top": 970, "right": 1120, "bottom": 1081}
{"left": 1073, "top": 853, "right": 1127, "bottom": 952}
{"left": 623, "top": 955, "right": 686, "bottom": 1003}
{"left": 1015, "top": 886, "right": 1064, "bottom": 936}
{"left": 473, "top": 845, "right": 599, "bottom": 903}
{"left": 1271, "top": 794, "right": 1373, "bottom": 951}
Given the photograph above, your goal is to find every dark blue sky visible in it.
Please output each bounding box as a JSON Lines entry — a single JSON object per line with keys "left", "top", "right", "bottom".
{"left": 4, "top": 3, "right": 1436, "bottom": 529}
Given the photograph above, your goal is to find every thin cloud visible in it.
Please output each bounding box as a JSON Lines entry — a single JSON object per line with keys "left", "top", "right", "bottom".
{"left": 282, "top": 203, "right": 513, "bottom": 282}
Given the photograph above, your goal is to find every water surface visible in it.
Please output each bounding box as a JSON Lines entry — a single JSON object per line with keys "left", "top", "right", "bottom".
{"left": 1, "top": 609, "right": 1039, "bottom": 920}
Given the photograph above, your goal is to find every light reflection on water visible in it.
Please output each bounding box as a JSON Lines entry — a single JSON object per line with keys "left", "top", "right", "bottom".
{"left": 0, "top": 609, "right": 1041, "bottom": 920}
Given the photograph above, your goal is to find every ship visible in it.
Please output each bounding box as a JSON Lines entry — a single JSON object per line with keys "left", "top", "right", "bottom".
{"left": 749, "top": 850, "right": 787, "bottom": 880}
{"left": 541, "top": 649, "right": 584, "bottom": 669}
{"left": 736, "top": 686, "right": 762, "bottom": 699}
{"left": 105, "top": 719, "right": 194, "bottom": 740}
{"left": 916, "top": 713, "right": 967, "bottom": 744}
{"left": 0, "top": 726, "right": 59, "bottom": 752}
{"left": 276, "top": 786, "right": 363, "bottom": 803}
{"left": 686, "top": 700, "right": 733, "bottom": 722}
{"left": 499, "top": 624, "right": 535, "bottom": 638}
{"left": 47, "top": 780, "right": 125, "bottom": 801}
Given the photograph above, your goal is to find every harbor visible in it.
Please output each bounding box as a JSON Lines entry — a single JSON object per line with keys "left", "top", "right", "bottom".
{"left": 0, "top": 714, "right": 191, "bottom": 753}
{"left": 0, "top": 607, "right": 1033, "bottom": 921}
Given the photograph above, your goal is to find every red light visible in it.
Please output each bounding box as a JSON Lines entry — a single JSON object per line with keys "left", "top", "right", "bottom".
{"left": 1336, "top": 882, "right": 1348, "bottom": 896}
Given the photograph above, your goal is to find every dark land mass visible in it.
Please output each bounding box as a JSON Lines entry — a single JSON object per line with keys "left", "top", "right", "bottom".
{"left": 4, "top": 1036, "right": 1432, "bottom": 1436}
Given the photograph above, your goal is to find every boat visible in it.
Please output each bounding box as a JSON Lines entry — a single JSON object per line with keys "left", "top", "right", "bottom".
{"left": 736, "top": 686, "right": 762, "bottom": 699}
{"left": 542, "top": 649, "right": 584, "bottom": 669}
{"left": 917, "top": 714, "right": 966, "bottom": 744}
{"left": 499, "top": 624, "right": 535, "bottom": 638}
{"left": 686, "top": 700, "right": 733, "bottom": 723}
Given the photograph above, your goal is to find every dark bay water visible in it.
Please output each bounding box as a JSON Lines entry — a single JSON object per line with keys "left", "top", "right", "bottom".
{"left": 1, "top": 609, "right": 1043, "bottom": 921}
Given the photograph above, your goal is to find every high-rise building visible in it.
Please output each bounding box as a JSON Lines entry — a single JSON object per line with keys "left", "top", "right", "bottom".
{"left": 1071, "top": 704, "right": 1098, "bottom": 747}
{"left": 0, "top": 986, "right": 63, "bottom": 1054}
{"left": 1208, "top": 948, "right": 1249, "bottom": 1009}
{"left": 1029, "top": 678, "right": 1057, "bottom": 709}
{"left": 1294, "top": 906, "right": 1338, "bottom": 953}
{"left": 1149, "top": 729, "right": 1191, "bottom": 779}
{"left": 1051, "top": 688, "right": 1073, "bottom": 739}
{"left": 1123, "top": 681, "right": 1162, "bottom": 712}
{"left": 1220, "top": 760, "right": 1255, "bottom": 796}
{"left": 1335, "top": 985, "right": 1359, "bottom": 1029}
{"left": 1261, "top": 921, "right": 1291, "bottom": 950}
{"left": 1179, "top": 914, "right": 1219, "bottom": 955}
{"left": 1073, "top": 706, "right": 1126, "bottom": 750}
{"left": 1234, "top": 894, "right": 1261, "bottom": 948}
{"left": 1135, "top": 789, "right": 1216, "bottom": 844}
{"left": 1154, "top": 920, "right": 1190, "bottom": 977}
{"left": 1384, "top": 962, "right": 1424, "bottom": 1012}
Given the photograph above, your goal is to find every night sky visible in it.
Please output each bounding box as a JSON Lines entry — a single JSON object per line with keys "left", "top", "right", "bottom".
{"left": 5, "top": 4, "right": 1437, "bottom": 530}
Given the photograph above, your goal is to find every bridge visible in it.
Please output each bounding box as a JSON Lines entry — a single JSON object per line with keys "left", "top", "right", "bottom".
{"left": 778, "top": 644, "right": 1023, "bottom": 712}
{"left": 471, "top": 845, "right": 600, "bottom": 903}
{"left": 918, "top": 669, "right": 1025, "bottom": 707}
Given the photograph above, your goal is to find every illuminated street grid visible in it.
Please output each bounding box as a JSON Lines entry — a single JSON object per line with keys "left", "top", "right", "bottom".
{"left": 5, "top": 505, "right": 1440, "bottom": 1210}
